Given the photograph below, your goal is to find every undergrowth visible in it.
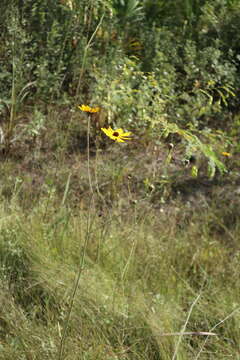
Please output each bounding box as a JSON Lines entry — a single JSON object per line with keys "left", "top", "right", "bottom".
{"left": 0, "top": 132, "right": 239, "bottom": 359}
{"left": 0, "top": 1, "right": 240, "bottom": 359}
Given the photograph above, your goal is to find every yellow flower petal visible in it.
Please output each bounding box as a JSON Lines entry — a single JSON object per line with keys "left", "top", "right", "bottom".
{"left": 115, "top": 128, "right": 132, "bottom": 137}
{"left": 115, "top": 128, "right": 124, "bottom": 134}
{"left": 221, "top": 152, "right": 231, "bottom": 157}
{"left": 101, "top": 127, "right": 132, "bottom": 143}
{"left": 78, "top": 104, "right": 100, "bottom": 113}
{"left": 121, "top": 131, "right": 132, "bottom": 137}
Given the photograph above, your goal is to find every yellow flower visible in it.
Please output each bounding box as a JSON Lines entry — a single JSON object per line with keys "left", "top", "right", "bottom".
{"left": 101, "top": 127, "right": 132, "bottom": 143}
{"left": 78, "top": 104, "right": 100, "bottom": 113}
{"left": 221, "top": 151, "right": 231, "bottom": 157}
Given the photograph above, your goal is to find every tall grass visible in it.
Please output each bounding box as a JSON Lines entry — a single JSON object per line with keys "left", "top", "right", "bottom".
{"left": 0, "top": 178, "right": 239, "bottom": 359}
{"left": 0, "top": 1, "right": 240, "bottom": 359}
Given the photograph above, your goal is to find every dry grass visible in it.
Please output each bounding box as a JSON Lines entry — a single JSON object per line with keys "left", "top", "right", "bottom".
{"left": 0, "top": 123, "right": 239, "bottom": 359}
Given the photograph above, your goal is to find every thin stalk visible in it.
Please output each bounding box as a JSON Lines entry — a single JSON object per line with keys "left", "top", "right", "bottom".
{"left": 7, "top": 25, "right": 17, "bottom": 152}
{"left": 75, "top": 14, "right": 104, "bottom": 98}
{"left": 194, "top": 307, "right": 240, "bottom": 360}
{"left": 61, "top": 172, "right": 72, "bottom": 207}
{"left": 87, "top": 116, "right": 93, "bottom": 194}
{"left": 172, "top": 293, "right": 201, "bottom": 360}
{"left": 57, "top": 194, "right": 93, "bottom": 360}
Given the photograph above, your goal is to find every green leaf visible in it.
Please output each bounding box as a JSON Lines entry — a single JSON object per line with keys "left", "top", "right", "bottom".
{"left": 191, "top": 165, "right": 198, "bottom": 178}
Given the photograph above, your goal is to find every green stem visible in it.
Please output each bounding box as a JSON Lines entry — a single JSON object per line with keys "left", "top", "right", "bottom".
{"left": 57, "top": 195, "right": 93, "bottom": 360}
{"left": 75, "top": 14, "right": 104, "bottom": 98}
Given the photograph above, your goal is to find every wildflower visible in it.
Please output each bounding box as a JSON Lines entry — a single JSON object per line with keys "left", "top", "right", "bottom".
{"left": 221, "top": 152, "right": 231, "bottom": 157}
{"left": 78, "top": 105, "right": 100, "bottom": 113}
{"left": 101, "top": 127, "right": 132, "bottom": 143}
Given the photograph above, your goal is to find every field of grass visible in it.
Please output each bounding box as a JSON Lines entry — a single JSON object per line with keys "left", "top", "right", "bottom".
{"left": 1, "top": 1, "right": 240, "bottom": 359}
{"left": 0, "top": 114, "right": 239, "bottom": 359}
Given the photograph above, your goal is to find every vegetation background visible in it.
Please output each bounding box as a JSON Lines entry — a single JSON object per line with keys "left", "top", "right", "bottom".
{"left": 0, "top": 0, "right": 240, "bottom": 359}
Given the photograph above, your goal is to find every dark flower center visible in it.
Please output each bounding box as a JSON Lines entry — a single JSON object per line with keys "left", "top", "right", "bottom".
{"left": 113, "top": 132, "right": 119, "bottom": 137}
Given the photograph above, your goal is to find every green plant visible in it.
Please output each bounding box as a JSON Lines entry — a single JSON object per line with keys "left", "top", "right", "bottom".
{"left": 112, "top": 0, "right": 144, "bottom": 26}
{"left": 0, "top": 8, "right": 35, "bottom": 152}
